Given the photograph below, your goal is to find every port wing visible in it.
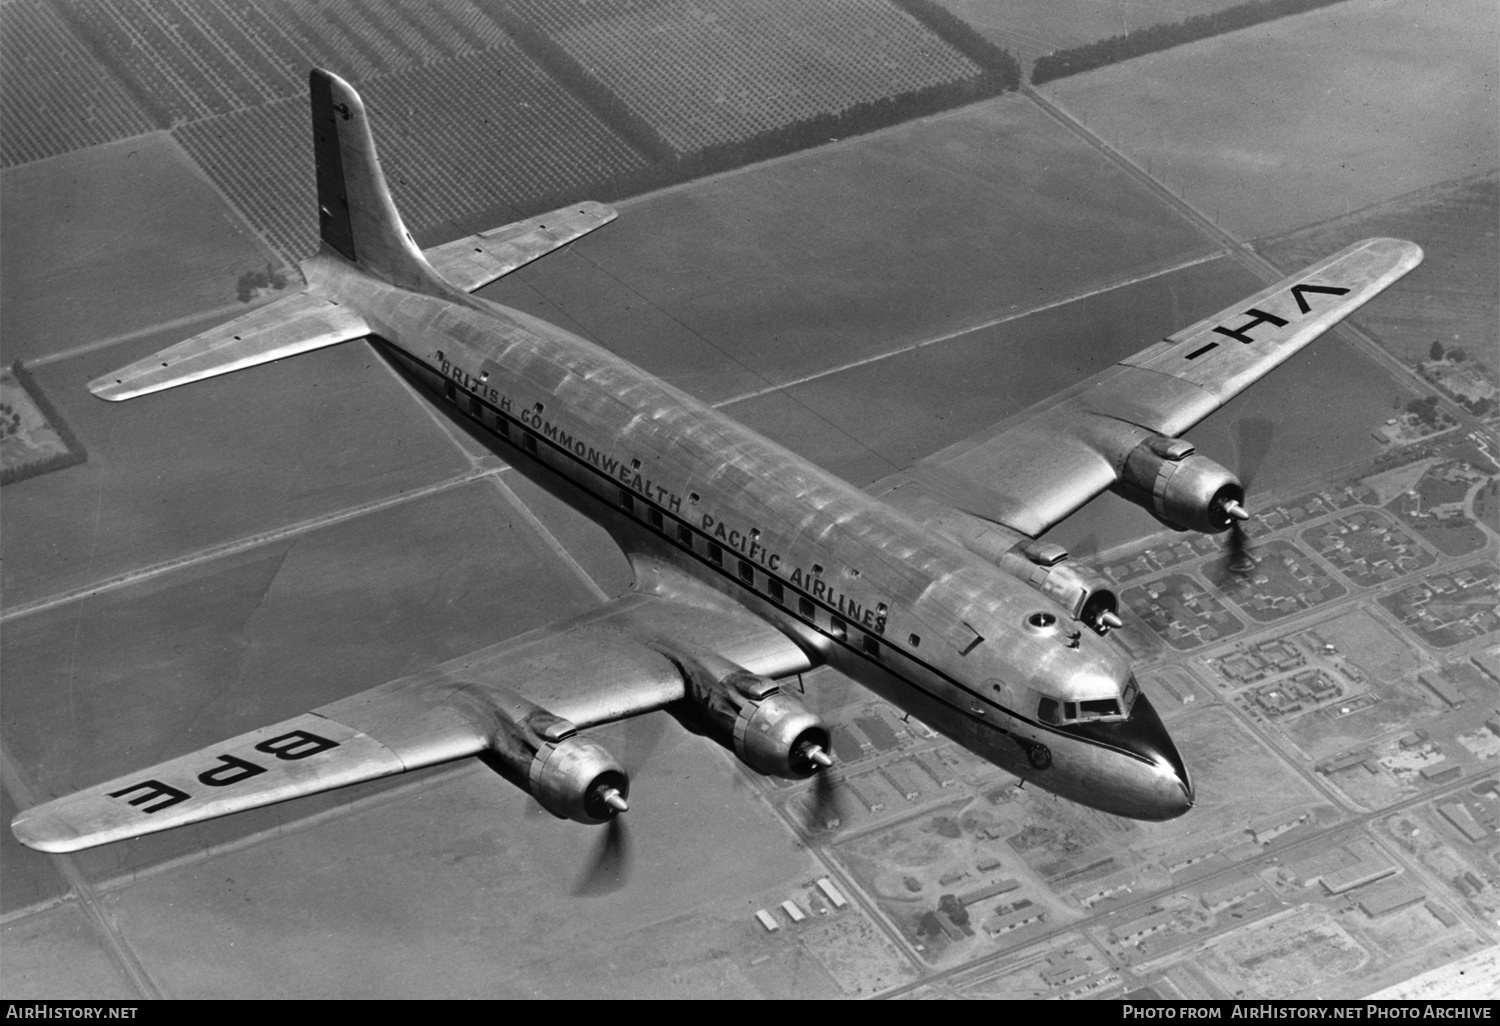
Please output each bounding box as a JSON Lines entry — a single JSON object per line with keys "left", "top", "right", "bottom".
{"left": 423, "top": 201, "right": 617, "bottom": 293}
{"left": 871, "top": 238, "right": 1423, "bottom": 537}
{"left": 12, "top": 592, "right": 811, "bottom": 853}
{"left": 87, "top": 290, "right": 370, "bottom": 401}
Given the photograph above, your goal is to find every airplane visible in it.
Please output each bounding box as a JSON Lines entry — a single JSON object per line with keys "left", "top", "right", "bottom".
{"left": 11, "top": 69, "right": 1422, "bottom": 854}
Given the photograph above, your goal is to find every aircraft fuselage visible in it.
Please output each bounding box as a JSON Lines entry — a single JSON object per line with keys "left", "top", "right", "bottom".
{"left": 308, "top": 250, "right": 1193, "bottom": 822}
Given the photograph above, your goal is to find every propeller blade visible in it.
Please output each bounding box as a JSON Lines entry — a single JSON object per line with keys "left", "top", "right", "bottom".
{"left": 805, "top": 763, "right": 844, "bottom": 833}
{"left": 1235, "top": 416, "right": 1276, "bottom": 497}
{"left": 573, "top": 816, "right": 631, "bottom": 896}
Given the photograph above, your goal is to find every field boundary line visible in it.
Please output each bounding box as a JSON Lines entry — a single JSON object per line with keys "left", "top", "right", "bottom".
{"left": 0, "top": 743, "right": 164, "bottom": 999}
{"left": 0, "top": 467, "right": 501, "bottom": 624}
{"left": 712, "top": 250, "right": 1223, "bottom": 409}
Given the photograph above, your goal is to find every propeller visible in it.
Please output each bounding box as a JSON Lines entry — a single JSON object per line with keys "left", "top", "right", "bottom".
{"left": 570, "top": 710, "right": 667, "bottom": 896}
{"left": 572, "top": 814, "right": 630, "bottom": 896}
{"left": 803, "top": 747, "right": 844, "bottom": 834}
{"left": 1219, "top": 417, "right": 1275, "bottom": 581}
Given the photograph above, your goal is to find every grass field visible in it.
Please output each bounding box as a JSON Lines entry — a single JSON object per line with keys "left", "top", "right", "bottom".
{"left": 1043, "top": 0, "right": 1499, "bottom": 240}
{"left": 0, "top": 134, "right": 276, "bottom": 365}
{"left": 1259, "top": 173, "right": 1499, "bottom": 375}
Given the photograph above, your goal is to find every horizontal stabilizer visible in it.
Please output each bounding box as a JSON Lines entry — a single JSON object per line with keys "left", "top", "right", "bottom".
{"left": 88, "top": 290, "right": 370, "bottom": 401}
{"left": 424, "top": 201, "right": 617, "bottom": 293}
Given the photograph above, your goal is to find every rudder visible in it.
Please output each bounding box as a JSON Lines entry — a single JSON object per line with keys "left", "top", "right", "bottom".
{"left": 309, "top": 68, "right": 448, "bottom": 295}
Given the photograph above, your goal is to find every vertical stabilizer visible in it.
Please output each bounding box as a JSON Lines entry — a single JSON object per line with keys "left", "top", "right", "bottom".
{"left": 309, "top": 68, "right": 449, "bottom": 294}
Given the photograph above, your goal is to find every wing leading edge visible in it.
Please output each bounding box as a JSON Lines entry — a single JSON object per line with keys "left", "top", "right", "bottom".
{"left": 13, "top": 591, "right": 812, "bottom": 853}
{"left": 874, "top": 238, "right": 1423, "bottom": 538}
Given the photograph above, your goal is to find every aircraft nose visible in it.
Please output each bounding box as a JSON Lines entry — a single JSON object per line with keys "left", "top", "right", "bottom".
{"left": 1124, "top": 692, "right": 1194, "bottom": 817}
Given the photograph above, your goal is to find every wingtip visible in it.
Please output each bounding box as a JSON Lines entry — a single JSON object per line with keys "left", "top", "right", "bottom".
{"left": 11, "top": 808, "right": 88, "bottom": 854}
{"left": 86, "top": 375, "right": 136, "bottom": 401}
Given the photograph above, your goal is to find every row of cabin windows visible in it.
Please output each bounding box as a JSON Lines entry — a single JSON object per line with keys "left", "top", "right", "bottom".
{"left": 443, "top": 373, "right": 911, "bottom": 661}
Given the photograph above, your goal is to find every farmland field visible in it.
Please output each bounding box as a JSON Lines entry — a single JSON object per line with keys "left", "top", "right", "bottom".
{"left": 1258, "top": 173, "right": 1499, "bottom": 375}
{"left": 486, "top": 96, "right": 1215, "bottom": 405}
{"left": 512, "top": 0, "right": 983, "bottom": 152}
{"left": 63, "top": 0, "right": 514, "bottom": 123}
{"left": 0, "top": 0, "right": 154, "bottom": 168}
{"left": 175, "top": 45, "right": 648, "bottom": 262}
{"left": 935, "top": 0, "right": 1250, "bottom": 65}
{"left": 1042, "top": 0, "right": 1499, "bottom": 240}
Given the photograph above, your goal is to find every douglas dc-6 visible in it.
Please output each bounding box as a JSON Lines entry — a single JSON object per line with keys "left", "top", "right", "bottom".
{"left": 13, "top": 71, "right": 1422, "bottom": 853}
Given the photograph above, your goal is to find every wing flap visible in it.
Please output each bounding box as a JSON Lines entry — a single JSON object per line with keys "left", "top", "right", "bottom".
{"left": 425, "top": 201, "right": 617, "bottom": 293}
{"left": 88, "top": 290, "right": 370, "bottom": 401}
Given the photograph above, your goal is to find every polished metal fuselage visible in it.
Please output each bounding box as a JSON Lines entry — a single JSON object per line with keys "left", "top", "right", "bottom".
{"left": 308, "top": 253, "right": 1192, "bottom": 821}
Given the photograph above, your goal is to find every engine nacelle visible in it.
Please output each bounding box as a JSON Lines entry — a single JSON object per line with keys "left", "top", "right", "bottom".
{"left": 674, "top": 656, "right": 831, "bottom": 779}
{"left": 1114, "top": 436, "right": 1244, "bottom": 534}
{"left": 996, "top": 540, "right": 1121, "bottom": 634}
{"left": 485, "top": 689, "right": 629, "bottom": 825}
{"left": 527, "top": 735, "right": 629, "bottom": 825}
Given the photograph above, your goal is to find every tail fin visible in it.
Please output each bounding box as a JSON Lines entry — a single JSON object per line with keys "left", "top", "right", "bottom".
{"left": 309, "top": 68, "right": 449, "bottom": 295}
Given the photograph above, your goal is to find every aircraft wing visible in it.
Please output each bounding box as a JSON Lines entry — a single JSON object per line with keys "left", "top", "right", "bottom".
{"left": 12, "top": 591, "right": 812, "bottom": 853}
{"left": 871, "top": 238, "right": 1423, "bottom": 537}
{"left": 88, "top": 290, "right": 370, "bottom": 401}
{"left": 424, "top": 201, "right": 617, "bottom": 294}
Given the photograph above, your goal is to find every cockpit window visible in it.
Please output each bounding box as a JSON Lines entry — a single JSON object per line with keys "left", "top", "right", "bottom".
{"left": 1078, "top": 698, "right": 1121, "bottom": 719}
{"left": 1037, "top": 697, "right": 1061, "bottom": 725}
{"left": 1122, "top": 676, "right": 1139, "bottom": 714}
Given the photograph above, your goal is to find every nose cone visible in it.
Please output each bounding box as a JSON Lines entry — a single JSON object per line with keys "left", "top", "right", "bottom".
{"left": 1064, "top": 692, "right": 1194, "bottom": 820}
{"left": 1123, "top": 692, "right": 1194, "bottom": 818}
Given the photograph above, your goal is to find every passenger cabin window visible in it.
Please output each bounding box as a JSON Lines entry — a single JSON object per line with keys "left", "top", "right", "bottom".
{"left": 862, "top": 635, "right": 880, "bottom": 658}
{"left": 708, "top": 543, "right": 723, "bottom": 566}
{"left": 523, "top": 433, "right": 537, "bottom": 455}
{"left": 443, "top": 381, "right": 457, "bottom": 404}
{"left": 648, "top": 508, "right": 663, "bottom": 530}
{"left": 768, "top": 580, "right": 784, "bottom": 604}
{"left": 799, "top": 597, "right": 814, "bottom": 619}
{"left": 677, "top": 523, "right": 692, "bottom": 546}
{"left": 738, "top": 559, "right": 754, "bottom": 584}
{"left": 619, "top": 488, "right": 633, "bottom": 513}
{"left": 829, "top": 617, "right": 846, "bottom": 641}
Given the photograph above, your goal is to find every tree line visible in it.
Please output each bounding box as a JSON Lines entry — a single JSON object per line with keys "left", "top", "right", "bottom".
{"left": 1032, "top": 0, "right": 1352, "bottom": 85}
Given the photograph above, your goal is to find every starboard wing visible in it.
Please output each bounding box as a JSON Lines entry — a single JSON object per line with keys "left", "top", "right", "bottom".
{"left": 872, "top": 238, "right": 1423, "bottom": 537}
{"left": 88, "top": 290, "right": 370, "bottom": 401}
{"left": 424, "top": 201, "right": 617, "bottom": 294}
{"left": 12, "top": 592, "right": 812, "bottom": 853}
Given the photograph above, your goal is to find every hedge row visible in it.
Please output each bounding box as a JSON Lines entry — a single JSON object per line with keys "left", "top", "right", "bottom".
{"left": 1032, "top": 0, "right": 1351, "bottom": 85}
